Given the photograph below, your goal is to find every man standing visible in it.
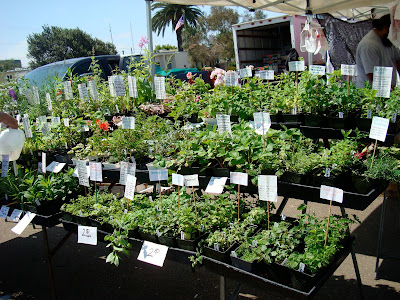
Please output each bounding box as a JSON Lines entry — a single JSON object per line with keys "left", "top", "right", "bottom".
{"left": 356, "top": 14, "right": 400, "bottom": 88}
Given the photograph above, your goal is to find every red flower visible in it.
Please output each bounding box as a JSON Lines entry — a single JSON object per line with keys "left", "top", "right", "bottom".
{"left": 87, "top": 120, "right": 92, "bottom": 126}
{"left": 99, "top": 121, "right": 110, "bottom": 131}
{"left": 95, "top": 119, "right": 100, "bottom": 125}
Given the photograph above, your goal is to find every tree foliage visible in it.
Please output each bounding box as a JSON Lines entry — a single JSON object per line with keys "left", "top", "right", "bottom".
{"left": 0, "top": 59, "right": 20, "bottom": 72}
{"left": 241, "top": 10, "right": 267, "bottom": 22}
{"left": 155, "top": 44, "right": 178, "bottom": 52}
{"left": 27, "top": 25, "right": 117, "bottom": 69}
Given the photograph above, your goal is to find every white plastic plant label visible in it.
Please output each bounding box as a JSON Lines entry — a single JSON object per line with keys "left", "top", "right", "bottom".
{"left": 230, "top": 172, "right": 248, "bottom": 186}
{"left": 205, "top": 177, "right": 228, "bottom": 194}
{"left": 184, "top": 174, "right": 199, "bottom": 187}
{"left": 115, "top": 104, "right": 120, "bottom": 113}
{"left": 369, "top": 116, "right": 390, "bottom": 142}
{"left": 124, "top": 174, "right": 137, "bottom": 200}
{"left": 137, "top": 241, "right": 169, "bottom": 267}
{"left": 258, "top": 175, "right": 278, "bottom": 202}
{"left": 373, "top": 66, "right": 392, "bottom": 98}
{"left": 1, "top": 155, "right": 9, "bottom": 177}
{"left": 154, "top": 76, "right": 166, "bottom": 100}
{"left": 309, "top": 65, "right": 326, "bottom": 75}
{"left": 113, "top": 75, "right": 126, "bottom": 97}
{"left": 63, "top": 81, "right": 73, "bottom": 100}
{"left": 46, "top": 93, "right": 52, "bottom": 111}
{"left": 0, "top": 206, "right": 9, "bottom": 219}
{"left": 32, "top": 86, "right": 40, "bottom": 104}
{"left": 88, "top": 80, "right": 99, "bottom": 100}
{"left": 108, "top": 76, "right": 116, "bottom": 97}
{"left": 320, "top": 185, "right": 344, "bottom": 203}
{"left": 259, "top": 70, "right": 274, "bottom": 80}
{"left": 63, "top": 118, "right": 70, "bottom": 127}
{"left": 41, "top": 152, "right": 46, "bottom": 174}
{"left": 11, "top": 212, "right": 36, "bottom": 235}
{"left": 89, "top": 162, "right": 102, "bottom": 182}
{"left": 148, "top": 166, "right": 168, "bottom": 182}
{"left": 338, "top": 112, "right": 344, "bottom": 119}
{"left": 340, "top": 64, "right": 357, "bottom": 77}
{"left": 216, "top": 114, "right": 231, "bottom": 134}
{"left": 46, "top": 161, "right": 65, "bottom": 173}
{"left": 78, "top": 83, "right": 89, "bottom": 101}
{"left": 76, "top": 160, "right": 90, "bottom": 187}
{"left": 172, "top": 173, "right": 184, "bottom": 187}
{"left": 288, "top": 61, "right": 305, "bottom": 72}
{"left": 78, "top": 225, "right": 97, "bottom": 246}
{"left": 23, "top": 117, "right": 32, "bottom": 138}
{"left": 225, "top": 72, "right": 240, "bottom": 87}
{"left": 9, "top": 209, "right": 22, "bottom": 222}
{"left": 119, "top": 162, "right": 136, "bottom": 185}
{"left": 51, "top": 117, "right": 61, "bottom": 124}
{"left": 122, "top": 117, "right": 135, "bottom": 129}
{"left": 128, "top": 75, "right": 138, "bottom": 98}
{"left": 239, "top": 68, "right": 252, "bottom": 78}
{"left": 367, "top": 110, "right": 372, "bottom": 119}
{"left": 214, "top": 243, "right": 219, "bottom": 251}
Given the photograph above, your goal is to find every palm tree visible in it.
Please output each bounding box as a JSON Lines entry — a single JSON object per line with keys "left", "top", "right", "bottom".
{"left": 152, "top": 4, "right": 204, "bottom": 51}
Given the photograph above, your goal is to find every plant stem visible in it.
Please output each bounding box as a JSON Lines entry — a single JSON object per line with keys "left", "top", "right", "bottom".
{"left": 324, "top": 200, "right": 333, "bottom": 247}
{"left": 370, "top": 140, "right": 378, "bottom": 168}
{"left": 192, "top": 186, "right": 199, "bottom": 225}
{"left": 267, "top": 201, "right": 270, "bottom": 230}
{"left": 237, "top": 184, "right": 241, "bottom": 221}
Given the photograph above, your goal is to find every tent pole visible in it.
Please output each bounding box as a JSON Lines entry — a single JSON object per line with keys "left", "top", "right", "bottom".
{"left": 145, "top": 0, "right": 155, "bottom": 78}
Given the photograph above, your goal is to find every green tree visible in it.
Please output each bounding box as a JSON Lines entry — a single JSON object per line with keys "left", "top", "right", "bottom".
{"left": 27, "top": 25, "right": 117, "bottom": 69}
{"left": 241, "top": 10, "right": 267, "bottom": 22}
{"left": 151, "top": 4, "right": 204, "bottom": 51}
{"left": 0, "top": 59, "right": 20, "bottom": 72}
{"left": 154, "top": 44, "right": 178, "bottom": 52}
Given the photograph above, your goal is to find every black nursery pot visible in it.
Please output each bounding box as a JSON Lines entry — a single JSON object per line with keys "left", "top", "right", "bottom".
{"left": 304, "top": 114, "right": 324, "bottom": 127}
{"left": 157, "top": 233, "right": 177, "bottom": 248}
{"left": 231, "top": 254, "right": 264, "bottom": 274}
{"left": 203, "top": 242, "right": 238, "bottom": 263}
{"left": 138, "top": 231, "right": 159, "bottom": 244}
{"left": 176, "top": 232, "right": 204, "bottom": 251}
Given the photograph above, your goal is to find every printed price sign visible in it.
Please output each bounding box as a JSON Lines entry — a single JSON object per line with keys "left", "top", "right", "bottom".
{"left": 225, "top": 72, "right": 239, "bottom": 86}
{"left": 42, "top": 152, "right": 46, "bottom": 174}
{"left": 137, "top": 241, "right": 169, "bottom": 267}
{"left": 340, "top": 64, "right": 357, "bottom": 77}
{"left": 239, "top": 68, "right": 252, "bottom": 78}
{"left": 124, "top": 174, "right": 137, "bottom": 200}
{"left": 373, "top": 66, "right": 392, "bottom": 98}
{"left": 154, "top": 77, "right": 166, "bottom": 100}
{"left": 46, "top": 93, "right": 52, "bottom": 111}
{"left": 119, "top": 162, "right": 136, "bottom": 185}
{"left": 216, "top": 114, "right": 231, "bottom": 134}
{"left": 32, "top": 86, "right": 40, "bottom": 104}
{"left": 259, "top": 70, "right": 274, "bottom": 80}
{"left": 288, "top": 61, "right": 305, "bottom": 72}
{"left": 258, "top": 175, "right": 278, "bottom": 202}
{"left": 320, "top": 185, "right": 343, "bottom": 203}
{"left": 184, "top": 174, "right": 199, "bottom": 187}
{"left": 121, "top": 117, "right": 135, "bottom": 129}
{"left": 0, "top": 206, "right": 10, "bottom": 219}
{"left": 46, "top": 161, "right": 65, "bottom": 173}
{"left": 76, "top": 160, "right": 90, "bottom": 187}
{"left": 1, "top": 155, "right": 9, "bottom": 177}
{"left": 63, "top": 81, "right": 73, "bottom": 100}
{"left": 148, "top": 166, "right": 168, "bottom": 181}
{"left": 11, "top": 212, "right": 36, "bottom": 235}
{"left": 88, "top": 80, "right": 99, "bottom": 100}
{"left": 309, "top": 65, "right": 326, "bottom": 75}
{"left": 9, "top": 209, "right": 22, "bottom": 222}
{"left": 172, "top": 173, "right": 184, "bottom": 187}
{"left": 89, "top": 162, "right": 102, "bottom": 182}
{"left": 23, "top": 117, "right": 32, "bottom": 138}
{"left": 369, "top": 116, "right": 390, "bottom": 142}
{"left": 253, "top": 112, "right": 271, "bottom": 135}
{"left": 205, "top": 177, "right": 228, "bottom": 194}
{"left": 128, "top": 75, "right": 138, "bottom": 98}
{"left": 113, "top": 75, "right": 126, "bottom": 97}
{"left": 78, "top": 225, "right": 97, "bottom": 246}
{"left": 78, "top": 83, "right": 89, "bottom": 101}
{"left": 230, "top": 172, "right": 248, "bottom": 186}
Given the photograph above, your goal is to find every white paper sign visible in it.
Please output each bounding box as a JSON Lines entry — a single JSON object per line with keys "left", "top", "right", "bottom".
{"left": 184, "top": 174, "right": 199, "bottom": 187}
{"left": 122, "top": 117, "right": 135, "bottom": 129}
{"left": 310, "top": 65, "right": 326, "bottom": 75}
{"left": 205, "top": 177, "right": 228, "bottom": 194}
{"left": 0, "top": 206, "right": 10, "bottom": 219}
{"left": 148, "top": 166, "right": 168, "bottom": 182}
{"left": 369, "top": 116, "right": 390, "bottom": 142}
{"left": 1, "top": 155, "right": 9, "bottom": 177}
{"left": 89, "top": 162, "right": 102, "bottom": 182}
{"left": 46, "top": 161, "right": 66, "bottom": 173}
{"left": 11, "top": 212, "right": 36, "bottom": 235}
{"left": 9, "top": 209, "right": 22, "bottom": 222}
{"left": 340, "top": 64, "right": 357, "bottom": 76}
{"left": 172, "top": 173, "right": 184, "bottom": 187}
{"left": 78, "top": 83, "right": 89, "bottom": 101}
{"left": 63, "top": 118, "right": 70, "bottom": 127}
{"left": 63, "top": 81, "right": 73, "bottom": 100}
{"left": 259, "top": 70, "right": 274, "bottom": 80}
{"left": 128, "top": 75, "right": 138, "bottom": 98}
{"left": 154, "top": 76, "right": 166, "bottom": 100}
{"left": 320, "top": 185, "right": 343, "bottom": 203}
{"left": 113, "top": 75, "right": 126, "bottom": 97}
{"left": 137, "top": 241, "right": 169, "bottom": 267}
{"left": 124, "top": 174, "right": 137, "bottom": 200}
{"left": 289, "top": 61, "right": 305, "bottom": 72}
{"left": 216, "top": 114, "right": 231, "bottom": 134}
{"left": 46, "top": 93, "right": 52, "bottom": 111}
{"left": 230, "top": 172, "right": 248, "bottom": 186}
{"left": 258, "top": 175, "right": 278, "bottom": 202}
{"left": 239, "top": 68, "right": 252, "bottom": 78}
{"left": 253, "top": 112, "right": 271, "bottom": 135}
{"left": 76, "top": 160, "right": 90, "bottom": 187}
{"left": 373, "top": 66, "right": 392, "bottom": 98}
{"left": 51, "top": 117, "right": 61, "bottom": 124}
{"left": 225, "top": 72, "right": 240, "bottom": 87}
{"left": 41, "top": 152, "right": 46, "bottom": 174}
{"left": 119, "top": 162, "right": 136, "bottom": 185}
{"left": 78, "top": 225, "right": 97, "bottom": 246}
{"left": 23, "top": 117, "right": 32, "bottom": 138}
{"left": 88, "top": 80, "right": 99, "bottom": 100}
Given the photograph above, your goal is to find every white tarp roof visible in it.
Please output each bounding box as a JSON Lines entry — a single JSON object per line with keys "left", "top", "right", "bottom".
{"left": 155, "top": 0, "right": 395, "bottom": 20}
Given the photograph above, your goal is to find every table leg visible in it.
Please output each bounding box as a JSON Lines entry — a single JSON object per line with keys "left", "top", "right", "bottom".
{"left": 230, "top": 283, "right": 242, "bottom": 300}
{"left": 42, "top": 226, "right": 57, "bottom": 300}
{"left": 220, "top": 275, "right": 226, "bottom": 300}
{"left": 375, "top": 191, "right": 387, "bottom": 280}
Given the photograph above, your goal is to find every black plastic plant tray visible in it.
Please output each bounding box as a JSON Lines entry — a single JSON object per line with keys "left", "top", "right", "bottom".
{"left": 31, "top": 212, "right": 63, "bottom": 228}
{"left": 300, "top": 125, "right": 345, "bottom": 140}
{"left": 60, "top": 219, "right": 109, "bottom": 243}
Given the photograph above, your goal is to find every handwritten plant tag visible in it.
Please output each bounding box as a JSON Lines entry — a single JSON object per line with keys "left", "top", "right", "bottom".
{"left": 154, "top": 76, "right": 166, "bottom": 100}
{"left": 46, "top": 93, "right": 52, "bottom": 111}
{"left": 11, "top": 212, "right": 36, "bottom": 235}
{"left": 230, "top": 172, "right": 248, "bottom": 186}
{"left": 239, "top": 68, "right": 252, "bottom": 78}
{"left": 23, "top": 117, "right": 32, "bottom": 138}
{"left": 41, "top": 152, "right": 46, "bottom": 174}
{"left": 63, "top": 81, "right": 73, "bottom": 100}
{"left": 0, "top": 206, "right": 10, "bottom": 219}
{"left": 310, "top": 65, "right": 326, "bottom": 76}
{"left": 113, "top": 75, "right": 126, "bottom": 97}
{"left": 172, "top": 173, "right": 185, "bottom": 187}
{"left": 216, "top": 114, "right": 231, "bottom": 134}
{"left": 76, "top": 160, "right": 90, "bottom": 187}
{"left": 373, "top": 66, "right": 393, "bottom": 98}
{"left": 205, "top": 177, "right": 228, "bottom": 194}
{"left": 259, "top": 70, "right": 274, "bottom": 80}
{"left": 124, "top": 174, "right": 137, "bottom": 200}
{"left": 88, "top": 80, "right": 99, "bottom": 100}
{"left": 138, "top": 241, "right": 169, "bottom": 267}
{"left": 184, "top": 174, "right": 199, "bottom": 187}
{"left": 369, "top": 116, "right": 390, "bottom": 142}
{"left": 340, "top": 64, "right": 357, "bottom": 77}
{"left": 258, "top": 175, "right": 278, "bottom": 202}
{"left": 128, "top": 75, "right": 138, "bottom": 98}
{"left": 289, "top": 61, "right": 305, "bottom": 72}
{"left": 78, "top": 225, "right": 97, "bottom": 246}
{"left": 1, "top": 155, "right": 9, "bottom": 177}
{"left": 89, "top": 162, "right": 102, "bottom": 182}
{"left": 78, "top": 83, "right": 89, "bottom": 101}
{"left": 119, "top": 162, "right": 136, "bottom": 185}
{"left": 46, "top": 161, "right": 65, "bottom": 173}
{"left": 225, "top": 72, "right": 240, "bottom": 86}
{"left": 147, "top": 166, "right": 168, "bottom": 182}
{"left": 320, "top": 185, "right": 343, "bottom": 203}
{"left": 122, "top": 117, "right": 135, "bottom": 129}
{"left": 9, "top": 209, "right": 23, "bottom": 222}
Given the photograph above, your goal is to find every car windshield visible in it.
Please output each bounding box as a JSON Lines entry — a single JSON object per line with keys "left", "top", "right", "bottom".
{"left": 23, "top": 62, "right": 74, "bottom": 88}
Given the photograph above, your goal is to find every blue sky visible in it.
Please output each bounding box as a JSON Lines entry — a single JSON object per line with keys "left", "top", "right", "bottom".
{"left": 0, "top": 0, "right": 280, "bottom": 67}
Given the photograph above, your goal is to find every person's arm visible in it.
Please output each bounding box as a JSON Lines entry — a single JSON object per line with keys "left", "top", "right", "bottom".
{"left": 0, "top": 112, "right": 18, "bottom": 129}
